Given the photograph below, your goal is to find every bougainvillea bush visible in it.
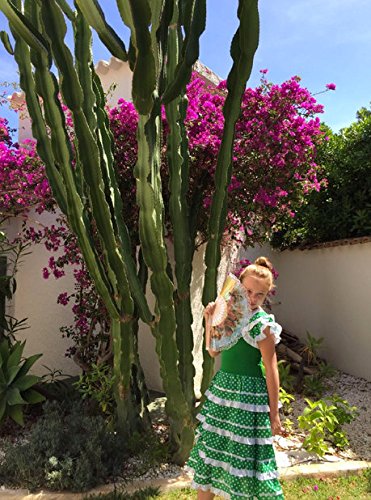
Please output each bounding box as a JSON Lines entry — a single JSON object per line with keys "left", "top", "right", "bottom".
{"left": 0, "top": 72, "right": 329, "bottom": 368}
{"left": 0, "top": 117, "right": 51, "bottom": 217}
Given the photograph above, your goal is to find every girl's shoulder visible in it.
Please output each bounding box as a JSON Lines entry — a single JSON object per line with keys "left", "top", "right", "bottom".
{"left": 242, "top": 307, "right": 282, "bottom": 349}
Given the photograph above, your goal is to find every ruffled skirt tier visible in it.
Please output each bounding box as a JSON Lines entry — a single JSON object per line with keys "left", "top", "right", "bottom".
{"left": 186, "top": 370, "right": 284, "bottom": 499}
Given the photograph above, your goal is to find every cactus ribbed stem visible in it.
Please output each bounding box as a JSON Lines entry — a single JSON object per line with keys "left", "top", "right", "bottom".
{"left": 41, "top": 1, "right": 134, "bottom": 311}
{"left": 201, "top": 0, "right": 259, "bottom": 392}
{"left": 162, "top": 0, "right": 206, "bottom": 104}
{"left": 92, "top": 71, "right": 153, "bottom": 324}
{"left": 74, "top": 0, "right": 127, "bottom": 61}
{"left": 165, "top": 5, "right": 195, "bottom": 412}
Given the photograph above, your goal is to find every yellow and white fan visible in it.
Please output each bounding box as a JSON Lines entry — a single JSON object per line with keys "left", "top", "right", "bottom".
{"left": 206, "top": 273, "right": 249, "bottom": 351}
{"left": 211, "top": 275, "right": 240, "bottom": 326}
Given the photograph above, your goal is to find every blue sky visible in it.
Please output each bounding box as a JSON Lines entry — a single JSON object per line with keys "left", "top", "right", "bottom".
{"left": 1, "top": 0, "right": 370, "bottom": 134}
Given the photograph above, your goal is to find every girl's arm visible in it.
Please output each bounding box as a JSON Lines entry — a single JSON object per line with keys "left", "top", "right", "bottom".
{"left": 258, "top": 327, "right": 283, "bottom": 435}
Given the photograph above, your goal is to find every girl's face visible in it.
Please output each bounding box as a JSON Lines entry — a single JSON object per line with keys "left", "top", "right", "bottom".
{"left": 241, "top": 274, "right": 270, "bottom": 311}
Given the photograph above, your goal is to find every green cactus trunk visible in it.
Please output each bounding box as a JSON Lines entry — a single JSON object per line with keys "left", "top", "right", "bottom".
{"left": 201, "top": 0, "right": 260, "bottom": 393}
{"left": 165, "top": 4, "right": 195, "bottom": 412}
{"left": 135, "top": 107, "right": 194, "bottom": 463}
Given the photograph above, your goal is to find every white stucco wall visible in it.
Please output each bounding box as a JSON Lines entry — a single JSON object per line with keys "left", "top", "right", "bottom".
{"left": 5, "top": 211, "right": 78, "bottom": 377}
{"left": 241, "top": 242, "right": 371, "bottom": 381}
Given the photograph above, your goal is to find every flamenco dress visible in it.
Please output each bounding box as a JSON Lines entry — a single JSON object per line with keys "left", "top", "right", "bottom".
{"left": 186, "top": 308, "right": 284, "bottom": 499}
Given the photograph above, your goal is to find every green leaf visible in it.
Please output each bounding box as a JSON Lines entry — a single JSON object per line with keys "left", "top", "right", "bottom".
{"left": 309, "top": 410, "right": 323, "bottom": 421}
{"left": 6, "top": 364, "right": 21, "bottom": 385}
{"left": 0, "top": 397, "right": 6, "bottom": 421}
{"left": 17, "top": 352, "right": 43, "bottom": 378}
{"left": 7, "top": 340, "right": 25, "bottom": 369}
{"left": 7, "top": 404, "right": 24, "bottom": 426}
{"left": 22, "top": 388, "right": 45, "bottom": 404}
{"left": 6, "top": 387, "right": 27, "bottom": 406}
{"left": 14, "top": 374, "right": 40, "bottom": 392}
{"left": 0, "top": 339, "right": 10, "bottom": 363}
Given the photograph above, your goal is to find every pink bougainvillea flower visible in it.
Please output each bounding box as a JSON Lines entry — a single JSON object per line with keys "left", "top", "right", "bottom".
{"left": 326, "top": 83, "right": 336, "bottom": 90}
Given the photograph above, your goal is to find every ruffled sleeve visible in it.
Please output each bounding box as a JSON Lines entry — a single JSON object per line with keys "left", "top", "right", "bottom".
{"left": 241, "top": 309, "right": 282, "bottom": 349}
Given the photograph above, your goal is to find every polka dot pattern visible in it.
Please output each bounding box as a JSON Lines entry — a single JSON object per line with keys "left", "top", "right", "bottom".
{"left": 186, "top": 370, "right": 284, "bottom": 499}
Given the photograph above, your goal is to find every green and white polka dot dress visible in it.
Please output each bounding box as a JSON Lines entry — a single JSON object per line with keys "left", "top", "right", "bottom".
{"left": 187, "top": 309, "right": 284, "bottom": 499}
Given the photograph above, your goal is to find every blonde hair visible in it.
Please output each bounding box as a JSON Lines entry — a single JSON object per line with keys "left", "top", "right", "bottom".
{"left": 240, "top": 256, "right": 274, "bottom": 290}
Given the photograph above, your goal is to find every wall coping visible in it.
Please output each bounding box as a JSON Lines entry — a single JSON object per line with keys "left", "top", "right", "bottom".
{"left": 282, "top": 236, "right": 371, "bottom": 252}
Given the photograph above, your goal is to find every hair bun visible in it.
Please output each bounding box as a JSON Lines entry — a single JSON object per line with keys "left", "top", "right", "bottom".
{"left": 254, "top": 256, "right": 273, "bottom": 271}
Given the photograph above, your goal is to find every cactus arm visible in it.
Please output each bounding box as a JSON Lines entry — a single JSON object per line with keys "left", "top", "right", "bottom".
{"left": 39, "top": 1, "right": 137, "bottom": 430}
{"left": 55, "top": 0, "right": 76, "bottom": 21}
{"left": 126, "top": 0, "right": 195, "bottom": 460}
{"left": 116, "top": 0, "right": 134, "bottom": 31}
{"left": 149, "top": 0, "right": 164, "bottom": 77}
{"left": 161, "top": 0, "right": 206, "bottom": 104}
{"left": 0, "top": 0, "right": 48, "bottom": 54}
{"left": 74, "top": 0, "right": 127, "bottom": 61}
{"left": 40, "top": 1, "right": 136, "bottom": 311}
{"left": 136, "top": 107, "right": 193, "bottom": 463}
{"left": 11, "top": 0, "right": 121, "bottom": 319}
{"left": 165, "top": 4, "right": 195, "bottom": 410}
{"left": 10, "top": 37, "right": 67, "bottom": 215}
{"left": 127, "top": 0, "right": 156, "bottom": 115}
{"left": 92, "top": 71, "right": 154, "bottom": 324}
{"left": 154, "top": 0, "right": 173, "bottom": 74}
{"left": 0, "top": 29, "right": 13, "bottom": 54}
{"left": 112, "top": 314, "right": 135, "bottom": 437}
{"left": 150, "top": 0, "right": 164, "bottom": 40}
{"left": 204, "top": 0, "right": 259, "bottom": 299}
{"left": 201, "top": 0, "right": 259, "bottom": 393}
{"left": 73, "top": 7, "right": 96, "bottom": 133}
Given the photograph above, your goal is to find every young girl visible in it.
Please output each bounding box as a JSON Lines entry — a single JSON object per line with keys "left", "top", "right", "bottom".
{"left": 186, "top": 257, "right": 284, "bottom": 499}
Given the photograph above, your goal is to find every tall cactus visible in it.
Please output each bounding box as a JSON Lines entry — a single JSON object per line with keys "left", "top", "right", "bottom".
{"left": 0, "top": 0, "right": 259, "bottom": 462}
{"left": 201, "top": 0, "right": 260, "bottom": 392}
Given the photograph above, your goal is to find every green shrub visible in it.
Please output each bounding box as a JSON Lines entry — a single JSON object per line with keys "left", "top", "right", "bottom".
{"left": 84, "top": 486, "right": 161, "bottom": 500}
{"left": 302, "top": 374, "right": 328, "bottom": 398}
{"left": 300, "top": 331, "right": 324, "bottom": 366}
{"left": 277, "top": 360, "right": 296, "bottom": 392}
{"left": 74, "top": 362, "right": 115, "bottom": 422}
{"left": 271, "top": 107, "right": 371, "bottom": 248}
{"left": 0, "top": 400, "right": 127, "bottom": 491}
{"left": 279, "top": 386, "right": 295, "bottom": 415}
{"left": 298, "top": 396, "right": 358, "bottom": 457}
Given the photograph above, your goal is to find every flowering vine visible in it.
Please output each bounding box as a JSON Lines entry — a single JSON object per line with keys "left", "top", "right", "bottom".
{"left": 0, "top": 72, "right": 331, "bottom": 366}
